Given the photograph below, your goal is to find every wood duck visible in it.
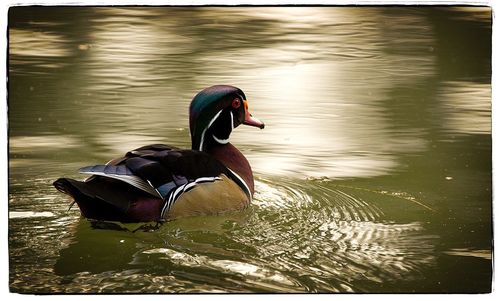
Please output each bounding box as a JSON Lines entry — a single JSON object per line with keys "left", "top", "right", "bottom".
{"left": 53, "top": 85, "right": 265, "bottom": 223}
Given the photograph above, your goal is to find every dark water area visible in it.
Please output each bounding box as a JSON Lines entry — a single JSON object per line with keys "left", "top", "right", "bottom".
{"left": 8, "top": 6, "right": 492, "bottom": 293}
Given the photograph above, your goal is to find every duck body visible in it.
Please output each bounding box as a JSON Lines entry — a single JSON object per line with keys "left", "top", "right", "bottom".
{"left": 53, "top": 85, "right": 264, "bottom": 223}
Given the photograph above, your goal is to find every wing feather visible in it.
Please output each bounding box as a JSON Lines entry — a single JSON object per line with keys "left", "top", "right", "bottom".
{"left": 79, "top": 166, "right": 161, "bottom": 198}
{"left": 77, "top": 144, "right": 239, "bottom": 217}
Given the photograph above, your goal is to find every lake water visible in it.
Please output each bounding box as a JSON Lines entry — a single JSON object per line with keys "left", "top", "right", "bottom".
{"left": 8, "top": 6, "right": 492, "bottom": 293}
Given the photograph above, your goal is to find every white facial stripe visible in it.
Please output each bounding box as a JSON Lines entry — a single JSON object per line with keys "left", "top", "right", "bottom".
{"left": 212, "top": 111, "right": 234, "bottom": 144}
{"left": 212, "top": 110, "right": 234, "bottom": 145}
{"left": 199, "top": 109, "right": 223, "bottom": 151}
{"left": 230, "top": 110, "right": 234, "bottom": 130}
{"left": 201, "top": 109, "right": 236, "bottom": 148}
{"left": 212, "top": 134, "right": 229, "bottom": 144}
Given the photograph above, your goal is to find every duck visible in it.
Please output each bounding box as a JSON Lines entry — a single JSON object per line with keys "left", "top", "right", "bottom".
{"left": 53, "top": 85, "right": 265, "bottom": 223}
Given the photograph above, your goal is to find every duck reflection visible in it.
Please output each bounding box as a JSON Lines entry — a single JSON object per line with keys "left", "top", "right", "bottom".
{"left": 54, "top": 219, "right": 139, "bottom": 276}
{"left": 53, "top": 212, "right": 252, "bottom": 277}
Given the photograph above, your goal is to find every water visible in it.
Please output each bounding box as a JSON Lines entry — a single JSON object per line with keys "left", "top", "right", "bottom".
{"left": 8, "top": 6, "right": 492, "bottom": 293}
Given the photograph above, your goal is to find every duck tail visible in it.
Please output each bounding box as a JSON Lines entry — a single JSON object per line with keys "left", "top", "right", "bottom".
{"left": 53, "top": 177, "right": 124, "bottom": 220}
{"left": 53, "top": 178, "right": 77, "bottom": 197}
{"left": 53, "top": 177, "right": 163, "bottom": 222}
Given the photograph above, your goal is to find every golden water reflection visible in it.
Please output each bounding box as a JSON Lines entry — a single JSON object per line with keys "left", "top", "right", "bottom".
{"left": 439, "top": 81, "right": 491, "bottom": 135}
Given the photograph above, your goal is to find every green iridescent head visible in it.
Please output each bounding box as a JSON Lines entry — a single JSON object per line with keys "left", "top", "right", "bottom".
{"left": 189, "top": 85, "right": 264, "bottom": 151}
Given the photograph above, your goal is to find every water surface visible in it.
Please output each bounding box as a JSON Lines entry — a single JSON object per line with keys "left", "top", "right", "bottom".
{"left": 8, "top": 6, "right": 492, "bottom": 293}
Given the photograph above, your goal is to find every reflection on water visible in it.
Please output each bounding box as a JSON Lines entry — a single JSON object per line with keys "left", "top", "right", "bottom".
{"left": 8, "top": 6, "right": 491, "bottom": 293}
{"left": 438, "top": 81, "right": 491, "bottom": 135}
{"left": 10, "top": 6, "right": 488, "bottom": 178}
{"left": 9, "top": 28, "right": 71, "bottom": 61}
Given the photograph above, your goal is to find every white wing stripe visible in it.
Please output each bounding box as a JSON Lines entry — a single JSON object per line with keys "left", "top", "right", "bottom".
{"left": 196, "top": 176, "right": 221, "bottom": 183}
{"left": 160, "top": 176, "right": 221, "bottom": 219}
{"left": 227, "top": 168, "right": 252, "bottom": 202}
{"left": 80, "top": 171, "right": 161, "bottom": 198}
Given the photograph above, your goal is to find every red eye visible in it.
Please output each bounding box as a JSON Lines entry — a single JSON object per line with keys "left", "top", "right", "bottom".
{"left": 232, "top": 98, "right": 241, "bottom": 109}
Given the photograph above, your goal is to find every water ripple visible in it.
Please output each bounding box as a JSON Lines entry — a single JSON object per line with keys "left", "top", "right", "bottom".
{"left": 239, "top": 177, "right": 438, "bottom": 291}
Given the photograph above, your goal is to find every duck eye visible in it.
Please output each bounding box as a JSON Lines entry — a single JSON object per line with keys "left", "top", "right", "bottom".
{"left": 232, "top": 98, "right": 241, "bottom": 109}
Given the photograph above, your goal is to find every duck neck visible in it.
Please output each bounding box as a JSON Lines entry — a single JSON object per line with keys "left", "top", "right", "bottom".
{"left": 206, "top": 142, "right": 254, "bottom": 196}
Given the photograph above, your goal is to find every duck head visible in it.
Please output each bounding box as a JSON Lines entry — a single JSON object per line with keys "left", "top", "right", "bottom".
{"left": 189, "top": 85, "right": 265, "bottom": 151}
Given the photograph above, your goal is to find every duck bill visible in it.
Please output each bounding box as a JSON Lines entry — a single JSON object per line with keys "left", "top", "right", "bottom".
{"left": 243, "top": 111, "right": 265, "bottom": 129}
